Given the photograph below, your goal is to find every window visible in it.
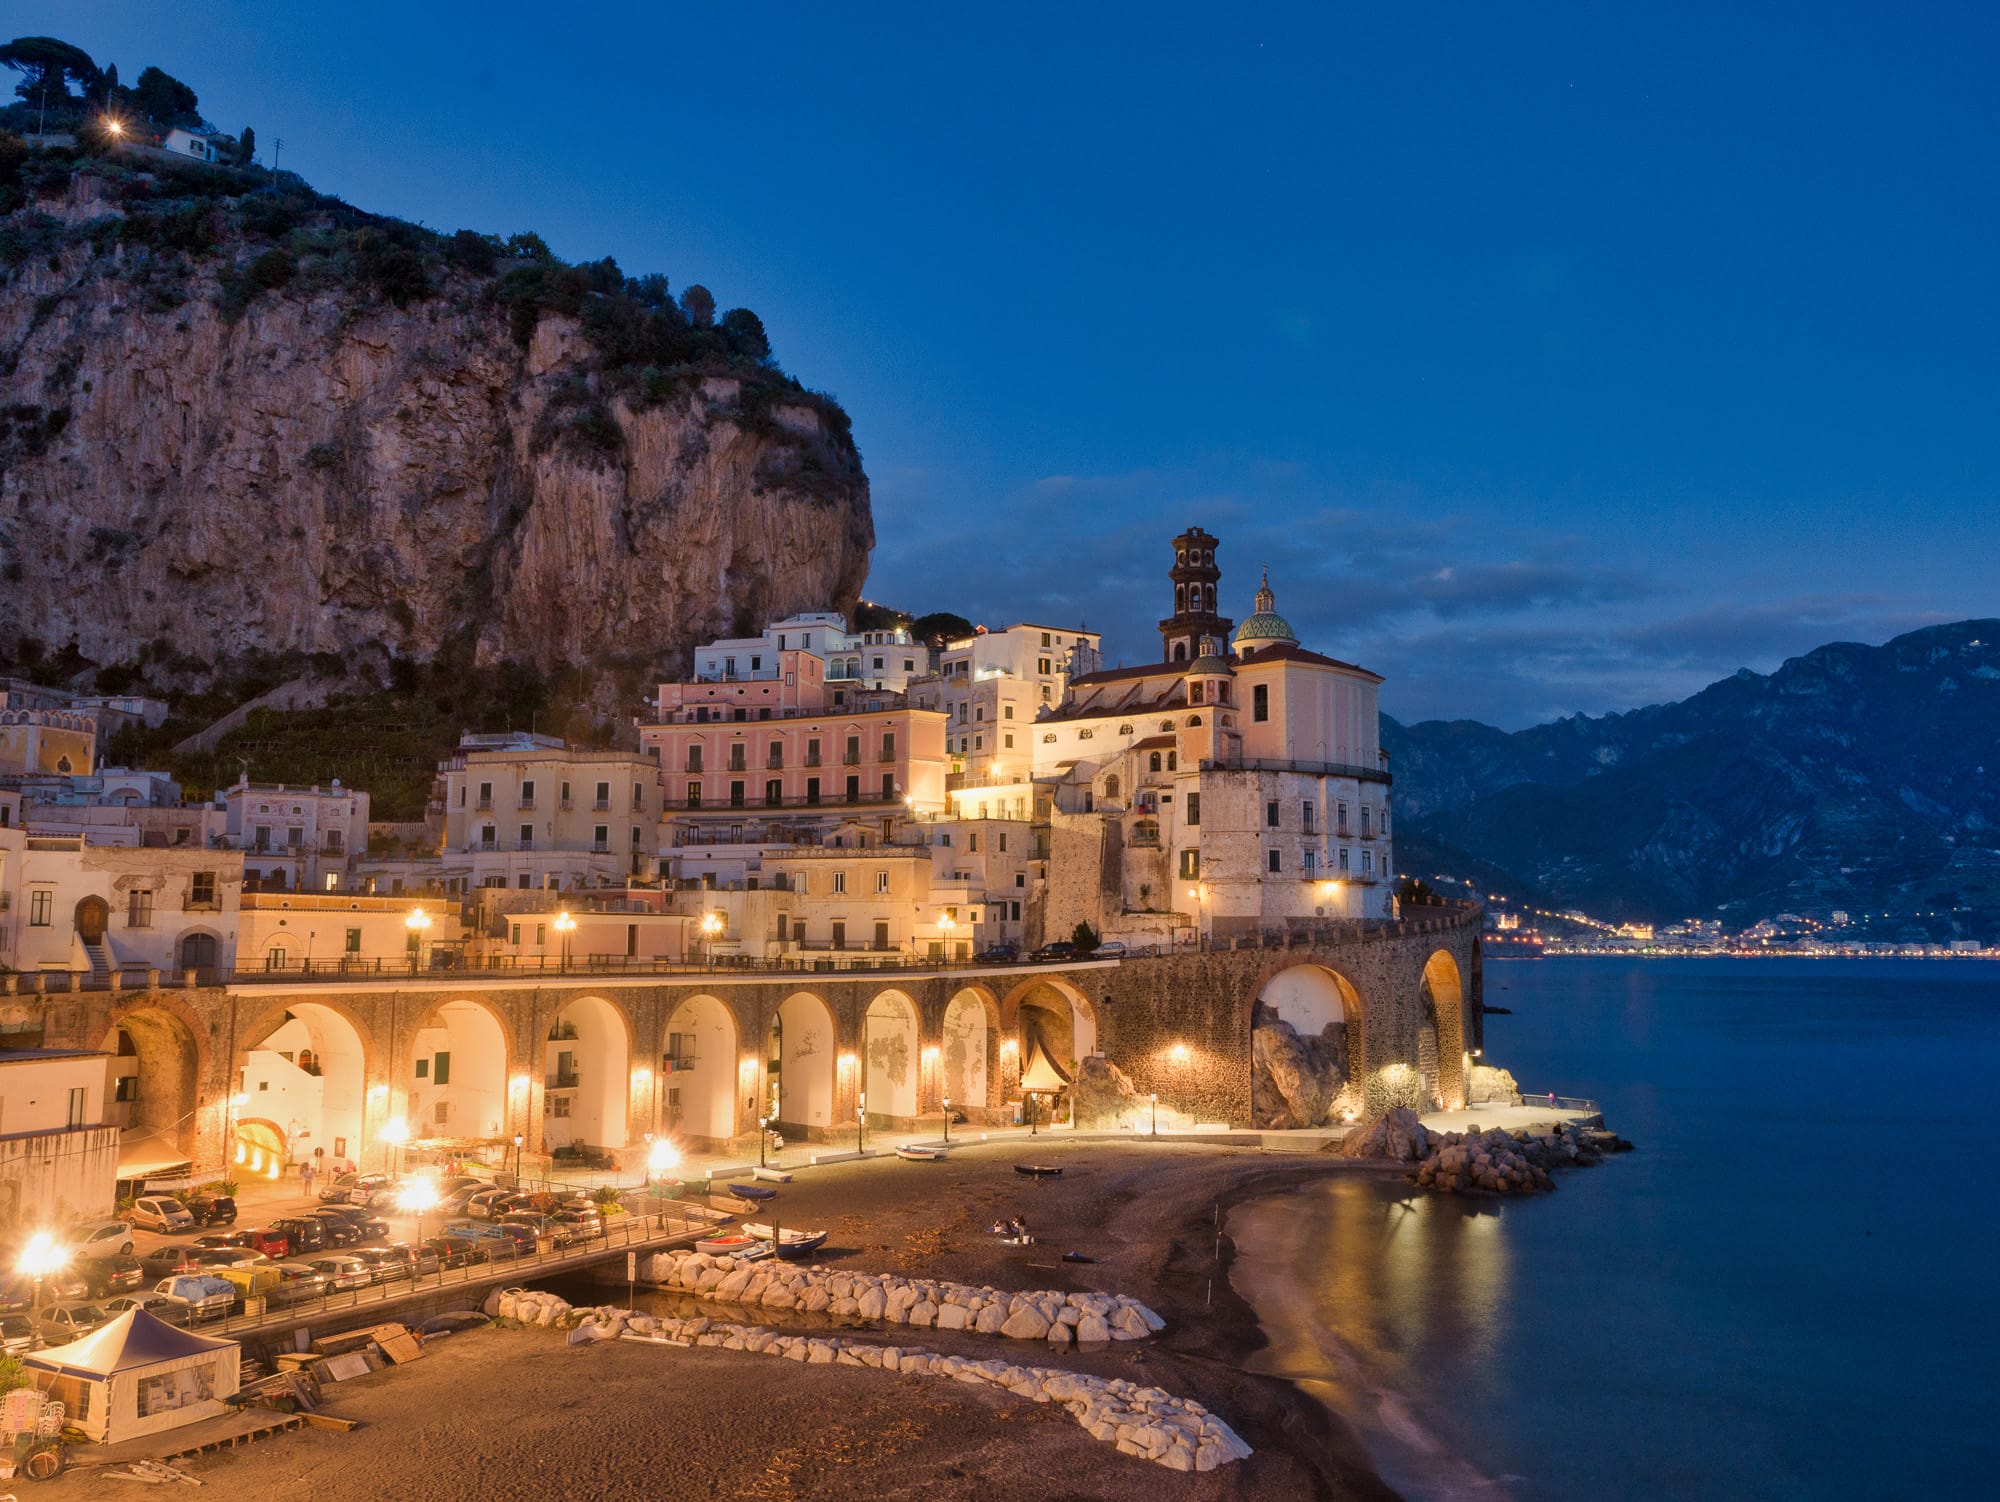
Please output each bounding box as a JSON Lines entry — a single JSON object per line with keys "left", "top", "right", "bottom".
{"left": 1167, "top": 753, "right": 1178, "bottom": 770}
{"left": 1078, "top": 728, "right": 1094, "bottom": 740}
{"left": 831, "top": 921, "right": 847, "bottom": 951}
{"left": 478, "top": 782, "right": 493, "bottom": 808}
{"left": 1266, "top": 800, "right": 1280, "bottom": 828}
{"left": 1362, "top": 806, "right": 1372, "bottom": 836}
{"left": 520, "top": 780, "right": 536, "bottom": 808}
{"left": 561, "top": 780, "right": 573, "bottom": 808}
{"left": 1041, "top": 631, "right": 1051, "bottom": 647}
{"left": 874, "top": 920, "right": 891, "bottom": 950}
{"left": 845, "top": 735, "right": 861, "bottom": 764}
{"left": 1149, "top": 752, "right": 1162, "bottom": 773}
{"left": 974, "top": 735, "right": 983, "bottom": 750}
{"left": 969, "top": 832, "right": 980, "bottom": 853}
{"left": 765, "top": 778, "right": 783, "bottom": 806}
{"left": 905, "top": 660, "right": 915, "bottom": 671}
{"left": 975, "top": 706, "right": 984, "bottom": 721}
{"left": 1043, "top": 733, "right": 1056, "bottom": 743}
{"left": 1004, "top": 705, "right": 1014, "bottom": 719}
{"left": 345, "top": 927, "right": 362, "bottom": 953}
{"left": 324, "top": 828, "right": 344, "bottom": 853}
{"left": 127, "top": 889, "right": 155, "bottom": 928}
{"left": 687, "top": 745, "right": 704, "bottom": 772}
{"left": 1339, "top": 803, "right": 1350, "bottom": 834}
{"left": 595, "top": 824, "right": 611, "bottom": 850}
{"left": 253, "top": 824, "right": 272, "bottom": 851}
{"left": 686, "top": 781, "right": 702, "bottom": 808}
{"left": 286, "top": 826, "right": 304, "bottom": 849}
{"left": 1252, "top": 684, "right": 1269, "bottom": 722}
{"left": 1011, "top": 901, "right": 1022, "bottom": 920}
{"left": 882, "top": 732, "right": 896, "bottom": 761}
{"left": 1303, "top": 801, "right": 1317, "bottom": 834}
{"left": 1268, "top": 849, "right": 1282, "bottom": 873}
{"left": 634, "top": 782, "right": 646, "bottom": 809}
{"left": 595, "top": 781, "right": 611, "bottom": 808}
{"left": 882, "top": 773, "right": 895, "bottom": 800}
{"left": 1038, "top": 657, "right": 1051, "bottom": 674}
{"left": 190, "top": 872, "right": 216, "bottom": 907}
{"left": 730, "top": 780, "right": 747, "bottom": 807}
{"left": 68, "top": 1087, "right": 87, "bottom": 1129}
{"left": 845, "top": 775, "right": 861, "bottom": 803}
{"left": 520, "top": 824, "right": 534, "bottom": 849}
{"left": 938, "top": 832, "right": 952, "bottom": 848}
{"left": 873, "top": 656, "right": 885, "bottom": 670}
{"left": 806, "top": 777, "right": 821, "bottom": 805}
{"left": 1186, "top": 793, "right": 1201, "bottom": 826}
{"left": 876, "top": 870, "right": 890, "bottom": 893}
{"left": 999, "top": 833, "right": 1008, "bottom": 852}
{"left": 806, "top": 738, "right": 822, "bottom": 766}
{"left": 1304, "top": 850, "right": 1319, "bottom": 873}
{"left": 1004, "top": 733, "right": 1014, "bottom": 748}
{"left": 768, "top": 741, "right": 784, "bottom": 768}
{"left": 1179, "top": 849, "right": 1200, "bottom": 878}
{"left": 1363, "top": 850, "right": 1374, "bottom": 874}
{"left": 1339, "top": 847, "right": 1350, "bottom": 871}
{"left": 115, "top": 1075, "right": 139, "bottom": 1102}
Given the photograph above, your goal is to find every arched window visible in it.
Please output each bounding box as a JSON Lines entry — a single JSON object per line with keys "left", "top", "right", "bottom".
{"left": 1189, "top": 681, "right": 1202, "bottom": 704}
{"left": 1173, "top": 643, "right": 1188, "bottom": 662}
{"left": 1187, "top": 716, "right": 1202, "bottom": 727}
{"left": 1177, "top": 549, "right": 1186, "bottom": 565}
{"left": 1175, "top": 584, "right": 1186, "bottom": 612}
{"left": 1149, "top": 752, "right": 1162, "bottom": 773}
{"left": 1159, "top": 721, "right": 1174, "bottom": 732}
{"left": 1167, "top": 752, "right": 1178, "bottom": 771}
{"left": 1104, "top": 775, "right": 1120, "bottom": 801}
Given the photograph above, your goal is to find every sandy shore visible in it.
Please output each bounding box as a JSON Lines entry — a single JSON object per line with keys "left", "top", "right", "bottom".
{"left": 61, "top": 1140, "right": 1404, "bottom": 1501}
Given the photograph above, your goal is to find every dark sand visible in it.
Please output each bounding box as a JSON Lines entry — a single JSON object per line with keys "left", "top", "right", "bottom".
{"left": 60, "top": 1140, "right": 1401, "bottom": 1501}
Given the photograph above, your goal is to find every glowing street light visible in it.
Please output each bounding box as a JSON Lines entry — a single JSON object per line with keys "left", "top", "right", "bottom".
{"left": 758, "top": 1114, "right": 771, "bottom": 1168}
{"left": 938, "top": 911, "right": 955, "bottom": 969}
{"left": 17, "top": 1232, "right": 66, "bottom": 1312}
{"left": 647, "top": 1136, "right": 680, "bottom": 1196}
{"left": 405, "top": 907, "right": 431, "bottom": 974}
{"left": 857, "top": 1091, "right": 867, "bottom": 1154}
{"left": 942, "top": 1095, "right": 951, "bottom": 1145}
{"left": 698, "top": 911, "right": 723, "bottom": 968}
{"left": 380, "top": 1115, "right": 409, "bottom": 1176}
{"left": 397, "top": 1178, "right": 437, "bottom": 1269}
{"left": 553, "top": 910, "right": 577, "bottom": 974}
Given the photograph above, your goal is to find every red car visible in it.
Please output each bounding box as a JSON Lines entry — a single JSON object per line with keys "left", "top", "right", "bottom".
{"left": 227, "top": 1227, "right": 291, "bottom": 1258}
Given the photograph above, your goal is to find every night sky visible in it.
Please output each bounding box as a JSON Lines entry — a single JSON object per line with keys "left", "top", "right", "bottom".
{"left": 35, "top": 4, "right": 1998, "bottom": 727}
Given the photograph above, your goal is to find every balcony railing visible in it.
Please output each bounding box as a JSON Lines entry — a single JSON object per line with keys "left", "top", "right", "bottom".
{"left": 1199, "top": 756, "right": 1392, "bottom": 786}
{"left": 546, "top": 1071, "right": 580, "bottom": 1091}
{"left": 663, "top": 792, "right": 899, "bottom": 812}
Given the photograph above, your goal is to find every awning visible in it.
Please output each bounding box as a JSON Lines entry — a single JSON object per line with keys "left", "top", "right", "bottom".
{"left": 116, "top": 1132, "right": 193, "bottom": 1180}
{"left": 1019, "top": 1042, "right": 1072, "bottom": 1094}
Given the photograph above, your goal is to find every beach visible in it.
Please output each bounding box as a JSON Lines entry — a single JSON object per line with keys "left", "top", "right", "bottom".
{"left": 71, "top": 1141, "right": 1403, "bottom": 1501}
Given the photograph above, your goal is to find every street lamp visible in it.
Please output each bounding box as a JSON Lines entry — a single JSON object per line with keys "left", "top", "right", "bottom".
{"left": 758, "top": 1114, "right": 771, "bottom": 1168}
{"left": 1150, "top": 1091, "right": 1158, "bottom": 1138}
{"left": 397, "top": 1179, "right": 437, "bottom": 1273}
{"left": 17, "top": 1233, "right": 66, "bottom": 1314}
{"left": 227, "top": 1091, "right": 248, "bottom": 1169}
{"left": 380, "top": 1116, "right": 408, "bottom": 1177}
{"left": 405, "top": 907, "right": 431, "bottom": 974}
{"left": 938, "top": 911, "right": 955, "bottom": 968}
{"left": 857, "top": 1091, "right": 867, "bottom": 1154}
{"left": 699, "top": 911, "right": 723, "bottom": 968}
{"left": 942, "top": 1095, "right": 951, "bottom": 1145}
{"left": 513, "top": 1133, "right": 525, "bottom": 1186}
{"left": 553, "top": 910, "right": 576, "bottom": 974}
{"left": 647, "top": 1136, "right": 679, "bottom": 1203}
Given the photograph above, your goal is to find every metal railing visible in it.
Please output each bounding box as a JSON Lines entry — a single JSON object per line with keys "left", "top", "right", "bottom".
{"left": 1519, "top": 1093, "right": 1600, "bottom": 1113}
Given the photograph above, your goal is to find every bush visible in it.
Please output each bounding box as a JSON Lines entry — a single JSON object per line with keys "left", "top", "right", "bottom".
{"left": 1071, "top": 921, "right": 1101, "bottom": 953}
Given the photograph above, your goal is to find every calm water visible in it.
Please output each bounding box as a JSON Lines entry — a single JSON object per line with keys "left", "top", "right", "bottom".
{"left": 1229, "top": 958, "right": 2000, "bottom": 1501}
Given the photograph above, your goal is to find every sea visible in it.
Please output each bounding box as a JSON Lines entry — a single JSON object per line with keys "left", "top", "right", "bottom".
{"left": 1228, "top": 957, "right": 2000, "bottom": 1502}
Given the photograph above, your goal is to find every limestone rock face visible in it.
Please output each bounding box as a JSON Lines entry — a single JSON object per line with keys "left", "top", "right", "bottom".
{"left": 1070, "top": 1054, "right": 1193, "bottom": 1131}
{"left": 1468, "top": 1064, "right": 1523, "bottom": 1106}
{"left": 0, "top": 180, "right": 871, "bottom": 678}
{"left": 1250, "top": 1008, "right": 1349, "bottom": 1128}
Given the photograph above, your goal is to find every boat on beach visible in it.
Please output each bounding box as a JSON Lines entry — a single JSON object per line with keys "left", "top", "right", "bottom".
{"left": 743, "top": 1223, "right": 828, "bottom": 1259}
{"left": 695, "top": 1233, "right": 773, "bottom": 1258}
{"left": 895, "top": 1144, "right": 947, "bottom": 1161}
{"left": 728, "top": 1183, "right": 780, "bottom": 1201}
{"left": 1014, "top": 1164, "right": 1063, "bottom": 1178}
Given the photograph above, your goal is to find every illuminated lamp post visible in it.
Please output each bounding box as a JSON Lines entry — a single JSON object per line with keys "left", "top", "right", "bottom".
{"left": 17, "top": 1233, "right": 66, "bottom": 1315}
{"left": 553, "top": 910, "right": 577, "bottom": 974}
{"left": 405, "top": 907, "right": 431, "bottom": 975}
{"left": 380, "top": 1115, "right": 408, "bottom": 1177}
{"left": 227, "top": 1090, "right": 249, "bottom": 1171}
{"left": 699, "top": 911, "right": 723, "bottom": 969}
{"left": 1150, "top": 1091, "right": 1159, "bottom": 1138}
{"left": 938, "top": 912, "right": 955, "bottom": 969}
{"left": 398, "top": 1179, "right": 437, "bottom": 1274}
{"left": 941, "top": 1095, "right": 951, "bottom": 1145}
{"left": 513, "top": 1132, "right": 525, "bottom": 1187}
{"left": 758, "top": 1114, "right": 771, "bottom": 1169}
{"left": 647, "top": 1137, "right": 679, "bottom": 1205}
{"left": 856, "top": 1092, "right": 867, "bottom": 1154}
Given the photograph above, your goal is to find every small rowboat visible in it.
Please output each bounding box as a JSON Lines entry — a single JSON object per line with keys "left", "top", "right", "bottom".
{"left": 751, "top": 1167, "right": 793, "bottom": 1183}
{"left": 728, "top": 1183, "right": 780, "bottom": 1201}
{"left": 695, "top": 1234, "right": 762, "bottom": 1255}
{"left": 1014, "top": 1164, "right": 1063, "bottom": 1179}
{"left": 743, "top": 1223, "right": 829, "bottom": 1259}
{"left": 895, "top": 1144, "right": 947, "bottom": 1161}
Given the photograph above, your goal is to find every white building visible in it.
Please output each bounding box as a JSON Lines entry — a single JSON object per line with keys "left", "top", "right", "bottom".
{"left": 222, "top": 779, "right": 370, "bottom": 894}
{"left": 0, "top": 1048, "right": 120, "bottom": 1226}
{"left": 689, "top": 611, "right": 934, "bottom": 698}
{"left": 161, "top": 127, "right": 230, "bottom": 164}
{"left": 908, "top": 622, "right": 1100, "bottom": 782}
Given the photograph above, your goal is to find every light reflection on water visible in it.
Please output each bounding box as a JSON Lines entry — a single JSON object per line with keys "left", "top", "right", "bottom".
{"left": 1229, "top": 959, "right": 2000, "bottom": 1502}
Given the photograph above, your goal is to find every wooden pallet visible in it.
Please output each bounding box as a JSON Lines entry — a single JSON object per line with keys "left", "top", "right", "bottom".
{"left": 155, "top": 1412, "right": 305, "bottom": 1460}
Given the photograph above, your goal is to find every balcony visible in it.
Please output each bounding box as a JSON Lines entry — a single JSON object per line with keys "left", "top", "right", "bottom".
{"left": 546, "top": 1071, "right": 579, "bottom": 1091}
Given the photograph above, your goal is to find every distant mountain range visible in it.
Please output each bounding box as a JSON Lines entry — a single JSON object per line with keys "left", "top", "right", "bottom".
{"left": 1384, "top": 621, "right": 2000, "bottom": 932}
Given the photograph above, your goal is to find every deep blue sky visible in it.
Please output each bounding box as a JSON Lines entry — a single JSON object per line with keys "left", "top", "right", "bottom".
{"left": 38, "top": 3, "right": 1999, "bottom": 726}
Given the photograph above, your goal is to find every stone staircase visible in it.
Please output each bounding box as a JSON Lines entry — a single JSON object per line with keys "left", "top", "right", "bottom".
{"left": 81, "top": 939, "right": 113, "bottom": 984}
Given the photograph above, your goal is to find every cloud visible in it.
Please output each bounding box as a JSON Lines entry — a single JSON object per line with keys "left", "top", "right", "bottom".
{"left": 1408, "top": 560, "right": 1658, "bottom": 617}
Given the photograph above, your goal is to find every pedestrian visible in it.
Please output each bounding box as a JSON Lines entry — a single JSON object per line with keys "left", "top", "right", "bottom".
{"left": 301, "top": 1162, "right": 315, "bottom": 1197}
{"left": 1547, "top": 1091, "right": 1557, "bottom": 1108}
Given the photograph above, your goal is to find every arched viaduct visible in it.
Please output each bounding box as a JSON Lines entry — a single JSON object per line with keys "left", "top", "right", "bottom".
{"left": 14, "top": 907, "right": 1481, "bottom": 1173}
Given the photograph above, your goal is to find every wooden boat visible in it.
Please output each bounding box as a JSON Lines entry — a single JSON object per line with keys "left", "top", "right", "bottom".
{"left": 751, "top": 1167, "right": 793, "bottom": 1183}
{"left": 895, "top": 1144, "right": 947, "bottom": 1161}
{"left": 695, "top": 1233, "right": 762, "bottom": 1255}
{"left": 728, "top": 1183, "right": 780, "bottom": 1201}
{"left": 1014, "top": 1164, "right": 1063, "bottom": 1179}
{"left": 743, "top": 1223, "right": 829, "bottom": 1259}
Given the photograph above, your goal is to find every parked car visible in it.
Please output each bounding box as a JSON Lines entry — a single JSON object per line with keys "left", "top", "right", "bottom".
{"left": 550, "top": 1208, "right": 604, "bottom": 1241}
{"left": 319, "top": 1173, "right": 393, "bottom": 1207}
{"left": 103, "top": 1291, "right": 192, "bottom": 1326}
{"left": 129, "top": 1196, "right": 195, "bottom": 1234}
{"left": 137, "top": 1246, "right": 204, "bottom": 1280}
{"left": 64, "top": 1220, "right": 135, "bottom": 1258}
{"left": 224, "top": 1227, "right": 292, "bottom": 1259}
{"left": 498, "top": 1212, "right": 573, "bottom": 1248}
{"left": 0, "top": 1269, "right": 89, "bottom": 1305}
{"left": 152, "top": 1274, "right": 237, "bottom": 1321}
{"left": 974, "top": 941, "right": 1019, "bottom": 963}
{"left": 0, "top": 1312, "right": 37, "bottom": 1355}
{"left": 352, "top": 1244, "right": 436, "bottom": 1283}
{"left": 316, "top": 1205, "right": 390, "bottom": 1241}
{"left": 463, "top": 1189, "right": 521, "bottom": 1221}
{"left": 1029, "top": 941, "right": 1078, "bottom": 962}
{"left": 307, "top": 1256, "right": 372, "bottom": 1292}
{"left": 418, "top": 1234, "right": 487, "bottom": 1271}
{"left": 186, "top": 1246, "right": 267, "bottom": 1271}
{"left": 305, "top": 1213, "right": 365, "bottom": 1249}
{"left": 267, "top": 1261, "right": 330, "bottom": 1305}
{"left": 435, "top": 1176, "right": 486, "bottom": 1196}
{"left": 77, "top": 1254, "right": 144, "bottom": 1298}
{"left": 269, "top": 1218, "right": 328, "bottom": 1255}
{"left": 38, "top": 1303, "right": 112, "bottom": 1344}
{"left": 443, "top": 1219, "right": 531, "bottom": 1254}
{"left": 189, "top": 1195, "right": 238, "bottom": 1228}
{"left": 1093, "top": 940, "right": 1128, "bottom": 958}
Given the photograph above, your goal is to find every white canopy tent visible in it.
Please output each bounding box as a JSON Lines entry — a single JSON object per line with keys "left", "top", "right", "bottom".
{"left": 24, "top": 1310, "right": 239, "bottom": 1442}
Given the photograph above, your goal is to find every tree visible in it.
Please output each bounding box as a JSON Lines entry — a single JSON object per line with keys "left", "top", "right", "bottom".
{"left": 0, "top": 129, "right": 28, "bottom": 188}
{"left": 911, "top": 611, "right": 973, "bottom": 645}
{"left": 679, "top": 283, "right": 715, "bottom": 328}
{"left": 0, "top": 36, "right": 100, "bottom": 112}
{"left": 1071, "top": 921, "right": 1101, "bottom": 954}
{"left": 719, "top": 307, "right": 771, "bottom": 362}
{"left": 236, "top": 125, "right": 255, "bottom": 165}
{"left": 132, "top": 64, "right": 199, "bottom": 127}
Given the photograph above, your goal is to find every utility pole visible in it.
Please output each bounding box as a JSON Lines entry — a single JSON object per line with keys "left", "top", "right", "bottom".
{"left": 271, "top": 137, "right": 284, "bottom": 189}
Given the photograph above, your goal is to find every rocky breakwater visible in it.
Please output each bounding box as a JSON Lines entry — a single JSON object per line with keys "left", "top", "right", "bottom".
{"left": 486, "top": 1287, "right": 1251, "bottom": 1472}
{"left": 638, "top": 1248, "right": 1164, "bottom": 1348}
{"left": 1341, "top": 1108, "right": 1633, "bottom": 1196}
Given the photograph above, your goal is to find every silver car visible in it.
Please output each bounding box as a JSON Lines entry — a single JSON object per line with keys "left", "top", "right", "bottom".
{"left": 308, "top": 1256, "right": 372, "bottom": 1292}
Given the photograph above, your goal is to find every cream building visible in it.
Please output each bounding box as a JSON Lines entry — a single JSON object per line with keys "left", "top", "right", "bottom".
{"left": 438, "top": 734, "right": 660, "bottom": 892}
{"left": 0, "top": 1048, "right": 119, "bottom": 1226}
{"left": 222, "top": 779, "right": 371, "bottom": 893}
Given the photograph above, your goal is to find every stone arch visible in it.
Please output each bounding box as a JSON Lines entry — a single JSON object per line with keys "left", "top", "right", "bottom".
{"left": 100, "top": 1003, "right": 203, "bottom": 1168}
{"left": 546, "top": 994, "right": 634, "bottom": 1152}
{"left": 1422, "top": 950, "right": 1467, "bottom": 1110}
{"left": 240, "top": 999, "right": 371, "bottom": 1171}
{"left": 861, "top": 990, "right": 920, "bottom": 1122}
{"left": 1249, "top": 963, "right": 1365, "bottom": 1128}
{"left": 768, "top": 991, "right": 838, "bottom": 1136}
{"left": 663, "top": 993, "right": 740, "bottom": 1144}
{"left": 1000, "top": 975, "right": 1099, "bottom": 1075}
{"left": 409, "top": 997, "right": 513, "bottom": 1148}
{"left": 942, "top": 985, "right": 999, "bottom": 1113}
{"left": 234, "top": 1117, "right": 290, "bottom": 1182}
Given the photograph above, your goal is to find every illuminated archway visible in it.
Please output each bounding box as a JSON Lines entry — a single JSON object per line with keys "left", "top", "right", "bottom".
{"left": 942, "top": 987, "right": 997, "bottom": 1111}
{"left": 1002, "top": 978, "right": 1097, "bottom": 1073}
{"left": 768, "top": 992, "right": 837, "bottom": 1136}
{"left": 1251, "top": 964, "right": 1364, "bottom": 1128}
{"left": 862, "top": 991, "right": 919, "bottom": 1121}
{"left": 244, "top": 1001, "right": 367, "bottom": 1169}
{"left": 663, "top": 994, "right": 740, "bottom": 1144}
{"left": 410, "top": 1000, "right": 511, "bottom": 1147}
{"left": 101, "top": 1005, "right": 201, "bottom": 1170}
{"left": 1422, "top": 950, "right": 1467, "bottom": 1110}
{"left": 546, "top": 995, "right": 633, "bottom": 1151}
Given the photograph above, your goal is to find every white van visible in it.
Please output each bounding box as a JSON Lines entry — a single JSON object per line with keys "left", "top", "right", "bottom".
{"left": 129, "top": 1197, "right": 195, "bottom": 1234}
{"left": 65, "top": 1220, "right": 134, "bottom": 1257}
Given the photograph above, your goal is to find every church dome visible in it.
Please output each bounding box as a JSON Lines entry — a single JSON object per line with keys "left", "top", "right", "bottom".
{"left": 1232, "top": 569, "right": 1298, "bottom": 650}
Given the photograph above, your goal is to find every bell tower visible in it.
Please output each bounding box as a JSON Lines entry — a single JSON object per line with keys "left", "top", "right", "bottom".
{"left": 1159, "top": 527, "right": 1232, "bottom": 663}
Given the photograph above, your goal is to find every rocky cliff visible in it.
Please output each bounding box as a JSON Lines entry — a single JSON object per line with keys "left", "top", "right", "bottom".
{"left": 0, "top": 160, "right": 872, "bottom": 681}
{"left": 1385, "top": 621, "right": 2000, "bottom": 929}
